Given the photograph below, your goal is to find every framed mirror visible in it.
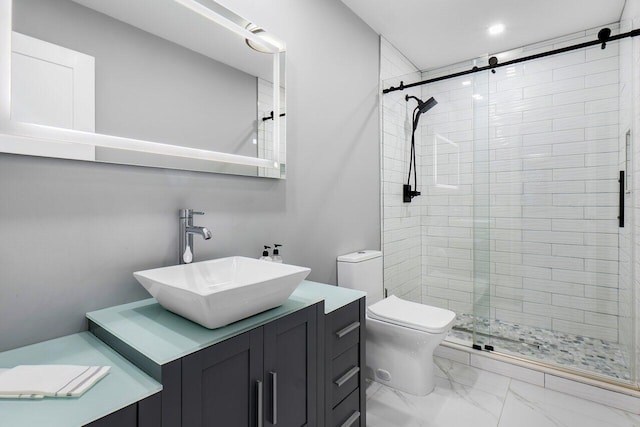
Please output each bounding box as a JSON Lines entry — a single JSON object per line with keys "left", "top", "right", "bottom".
{"left": 0, "top": 0, "right": 286, "bottom": 178}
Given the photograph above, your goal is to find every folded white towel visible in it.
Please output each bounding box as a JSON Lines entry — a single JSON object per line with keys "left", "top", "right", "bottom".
{"left": 0, "top": 365, "right": 110, "bottom": 399}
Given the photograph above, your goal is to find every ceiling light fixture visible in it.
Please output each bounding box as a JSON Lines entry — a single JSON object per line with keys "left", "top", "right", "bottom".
{"left": 488, "top": 23, "right": 505, "bottom": 36}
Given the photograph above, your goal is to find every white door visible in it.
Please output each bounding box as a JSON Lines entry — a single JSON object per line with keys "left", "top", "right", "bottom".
{"left": 11, "top": 31, "right": 95, "bottom": 132}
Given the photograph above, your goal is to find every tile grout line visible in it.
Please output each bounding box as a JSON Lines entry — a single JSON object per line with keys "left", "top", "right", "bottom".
{"left": 435, "top": 357, "right": 516, "bottom": 426}
{"left": 495, "top": 377, "right": 512, "bottom": 426}
{"left": 365, "top": 380, "right": 384, "bottom": 403}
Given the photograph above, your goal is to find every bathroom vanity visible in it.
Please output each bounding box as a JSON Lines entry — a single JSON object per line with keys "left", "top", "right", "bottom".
{"left": 85, "top": 280, "right": 366, "bottom": 427}
{"left": 0, "top": 281, "right": 366, "bottom": 426}
{"left": 0, "top": 333, "right": 162, "bottom": 426}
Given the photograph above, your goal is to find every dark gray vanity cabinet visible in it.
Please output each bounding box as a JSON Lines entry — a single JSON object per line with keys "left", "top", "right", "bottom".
{"left": 181, "top": 305, "right": 318, "bottom": 427}
{"left": 324, "top": 299, "right": 366, "bottom": 427}
{"left": 85, "top": 394, "right": 161, "bottom": 427}
{"left": 181, "top": 329, "right": 263, "bottom": 426}
{"left": 85, "top": 404, "right": 137, "bottom": 427}
{"left": 324, "top": 298, "right": 366, "bottom": 427}
{"left": 87, "top": 284, "right": 368, "bottom": 427}
{"left": 263, "top": 306, "right": 319, "bottom": 427}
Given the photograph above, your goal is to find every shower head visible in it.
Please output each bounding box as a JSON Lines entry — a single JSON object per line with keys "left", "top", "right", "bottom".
{"left": 418, "top": 97, "right": 438, "bottom": 115}
{"left": 406, "top": 95, "right": 438, "bottom": 114}
{"left": 406, "top": 95, "right": 438, "bottom": 130}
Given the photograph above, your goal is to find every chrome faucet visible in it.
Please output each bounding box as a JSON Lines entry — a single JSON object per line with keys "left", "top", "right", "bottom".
{"left": 179, "top": 209, "right": 212, "bottom": 264}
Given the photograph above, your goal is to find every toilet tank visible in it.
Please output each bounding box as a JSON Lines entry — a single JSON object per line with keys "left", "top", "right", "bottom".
{"left": 337, "top": 250, "right": 383, "bottom": 305}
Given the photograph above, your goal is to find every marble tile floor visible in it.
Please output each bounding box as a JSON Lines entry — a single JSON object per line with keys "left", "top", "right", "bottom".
{"left": 449, "top": 313, "right": 632, "bottom": 381}
{"left": 366, "top": 357, "right": 640, "bottom": 427}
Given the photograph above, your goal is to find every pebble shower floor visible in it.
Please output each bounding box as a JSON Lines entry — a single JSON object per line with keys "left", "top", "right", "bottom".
{"left": 449, "top": 314, "right": 631, "bottom": 382}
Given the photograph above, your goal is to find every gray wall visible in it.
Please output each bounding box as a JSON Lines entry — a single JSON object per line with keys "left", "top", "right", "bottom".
{"left": 0, "top": 0, "right": 380, "bottom": 351}
{"left": 14, "top": 0, "right": 257, "bottom": 155}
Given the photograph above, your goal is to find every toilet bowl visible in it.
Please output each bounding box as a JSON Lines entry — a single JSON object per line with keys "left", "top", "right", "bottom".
{"left": 337, "top": 250, "right": 456, "bottom": 396}
{"left": 366, "top": 295, "right": 455, "bottom": 395}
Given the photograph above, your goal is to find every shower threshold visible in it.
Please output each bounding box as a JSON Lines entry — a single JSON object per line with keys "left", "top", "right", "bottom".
{"left": 448, "top": 313, "right": 632, "bottom": 382}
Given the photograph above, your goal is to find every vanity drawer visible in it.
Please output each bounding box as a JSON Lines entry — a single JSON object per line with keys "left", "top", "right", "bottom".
{"left": 328, "top": 300, "right": 361, "bottom": 358}
{"left": 324, "top": 297, "right": 366, "bottom": 427}
{"left": 331, "top": 344, "right": 360, "bottom": 407}
{"left": 330, "top": 388, "right": 361, "bottom": 427}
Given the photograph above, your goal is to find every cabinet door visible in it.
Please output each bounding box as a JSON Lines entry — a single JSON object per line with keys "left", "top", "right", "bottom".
{"left": 264, "top": 305, "right": 318, "bottom": 427}
{"left": 182, "top": 329, "right": 264, "bottom": 427}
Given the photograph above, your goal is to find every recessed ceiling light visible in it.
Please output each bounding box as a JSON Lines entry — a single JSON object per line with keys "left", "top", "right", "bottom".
{"left": 462, "top": 80, "right": 471, "bottom": 86}
{"left": 488, "top": 23, "right": 505, "bottom": 35}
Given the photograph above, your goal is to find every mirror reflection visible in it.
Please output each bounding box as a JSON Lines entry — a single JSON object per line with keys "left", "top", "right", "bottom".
{"left": 7, "top": 0, "right": 286, "bottom": 177}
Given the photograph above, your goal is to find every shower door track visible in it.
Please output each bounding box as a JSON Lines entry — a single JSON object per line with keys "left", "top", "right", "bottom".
{"left": 382, "top": 28, "right": 640, "bottom": 94}
{"left": 444, "top": 340, "right": 640, "bottom": 393}
{"left": 451, "top": 326, "right": 542, "bottom": 350}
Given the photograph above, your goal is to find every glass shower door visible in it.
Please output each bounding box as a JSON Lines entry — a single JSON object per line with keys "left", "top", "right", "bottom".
{"left": 415, "top": 60, "right": 491, "bottom": 350}
{"left": 481, "top": 39, "right": 634, "bottom": 383}
{"left": 471, "top": 68, "right": 492, "bottom": 350}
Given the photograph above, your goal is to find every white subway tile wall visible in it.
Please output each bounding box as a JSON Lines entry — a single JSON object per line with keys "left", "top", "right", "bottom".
{"left": 608, "top": 9, "right": 635, "bottom": 376}
{"left": 382, "top": 25, "right": 632, "bottom": 347}
{"left": 621, "top": 0, "right": 640, "bottom": 386}
{"left": 380, "top": 38, "right": 423, "bottom": 302}
{"left": 421, "top": 28, "right": 623, "bottom": 341}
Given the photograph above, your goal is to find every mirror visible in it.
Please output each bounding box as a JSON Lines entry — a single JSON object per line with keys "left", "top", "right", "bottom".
{"left": 0, "top": 0, "right": 286, "bottom": 178}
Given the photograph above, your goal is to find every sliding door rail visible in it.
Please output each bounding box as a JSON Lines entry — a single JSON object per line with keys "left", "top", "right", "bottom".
{"left": 383, "top": 28, "right": 640, "bottom": 94}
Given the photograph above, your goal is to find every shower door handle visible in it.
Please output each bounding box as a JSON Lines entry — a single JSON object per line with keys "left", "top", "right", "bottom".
{"left": 619, "top": 171, "right": 624, "bottom": 228}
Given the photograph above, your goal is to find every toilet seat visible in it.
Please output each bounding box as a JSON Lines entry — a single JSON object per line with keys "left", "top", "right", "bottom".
{"left": 367, "top": 295, "right": 456, "bottom": 334}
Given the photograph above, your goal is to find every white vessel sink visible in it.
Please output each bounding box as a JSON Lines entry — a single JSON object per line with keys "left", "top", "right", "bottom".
{"left": 133, "top": 256, "right": 311, "bottom": 329}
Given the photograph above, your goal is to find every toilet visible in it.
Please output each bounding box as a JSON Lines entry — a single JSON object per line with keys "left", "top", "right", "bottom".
{"left": 337, "top": 250, "right": 456, "bottom": 395}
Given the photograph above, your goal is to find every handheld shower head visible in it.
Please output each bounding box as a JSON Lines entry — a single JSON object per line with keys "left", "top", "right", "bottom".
{"left": 418, "top": 96, "right": 438, "bottom": 115}
{"left": 403, "top": 94, "right": 438, "bottom": 203}
{"left": 406, "top": 95, "right": 438, "bottom": 131}
{"left": 406, "top": 95, "right": 438, "bottom": 114}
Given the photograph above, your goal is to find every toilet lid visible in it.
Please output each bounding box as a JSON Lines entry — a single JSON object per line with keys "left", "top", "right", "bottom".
{"left": 367, "top": 295, "right": 456, "bottom": 334}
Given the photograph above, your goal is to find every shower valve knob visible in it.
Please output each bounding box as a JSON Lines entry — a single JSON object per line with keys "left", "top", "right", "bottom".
{"left": 403, "top": 184, "right": 421, "bottom": 203}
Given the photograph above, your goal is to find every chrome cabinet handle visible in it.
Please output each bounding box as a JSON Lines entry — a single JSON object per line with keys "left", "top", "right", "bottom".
{"left": 269, "top": 371, "right": 277, "bottom": 425}
{"left": 256, "top": 380, "right": 263, "bottom": 427}
{"left": 334, "top": 366, "right": 360, "bottom": 387}
{"left": 336, "top": 321, "right": 360, "bottom": 338}
{"left": 341, "top": 410, "right": 360, "bottom": 427}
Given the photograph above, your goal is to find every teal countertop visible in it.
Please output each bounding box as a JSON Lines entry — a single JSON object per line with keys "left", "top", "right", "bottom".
{"left": 87, "top": 280, "right": 366, "bottom": 366}
{"left": 0, "top": 332, "right": 161, "bottom": 427}
{"left": 295, "top": 280, "right": 366, "bottom": 313}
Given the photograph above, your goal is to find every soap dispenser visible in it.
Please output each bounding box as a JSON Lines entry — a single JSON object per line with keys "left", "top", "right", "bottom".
{"left": 259, "top": 245, "right": 272, "bottom": 261}
{"left": 272, "top": 244, "right": 283, "bottom": 263}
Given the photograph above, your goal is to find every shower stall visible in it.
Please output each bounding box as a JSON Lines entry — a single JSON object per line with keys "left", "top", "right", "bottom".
{"left": 380, "top": 22, "right": 639, "bottom": 387}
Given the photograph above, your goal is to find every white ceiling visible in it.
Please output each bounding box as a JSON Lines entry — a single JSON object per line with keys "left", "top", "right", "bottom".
{"left": 340, "top": 0, "right": 626, "bottom": 71}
